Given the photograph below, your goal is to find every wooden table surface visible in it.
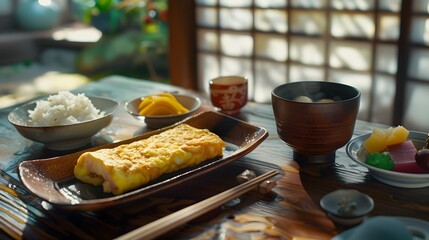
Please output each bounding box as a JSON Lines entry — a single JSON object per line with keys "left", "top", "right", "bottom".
{"left": 0, "top": 76, "right": 428, "bottom": 239}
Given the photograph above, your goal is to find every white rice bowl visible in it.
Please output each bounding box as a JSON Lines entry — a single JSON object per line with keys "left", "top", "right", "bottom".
{"left": 29, "top": 91, "right": 105, "bottom": 126}
{"left": 8, "top": 92, "right": 119, "bottom": 150}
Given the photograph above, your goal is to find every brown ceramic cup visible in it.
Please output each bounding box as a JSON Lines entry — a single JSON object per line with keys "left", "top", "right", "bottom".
{"left": 272, "top": 81, "right": 361, "bottom": 164}
{"left": 209, "top": 76, "right": 248, "bottom": 115}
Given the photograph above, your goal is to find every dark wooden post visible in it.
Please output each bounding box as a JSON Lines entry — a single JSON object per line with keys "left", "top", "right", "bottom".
{"left": 168, "top": 0, "right": 198, "bottom": 90}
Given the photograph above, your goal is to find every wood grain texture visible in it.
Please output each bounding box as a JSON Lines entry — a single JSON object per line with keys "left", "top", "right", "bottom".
{"left": 1, "top": 76, "right": 428, "bottom": 239}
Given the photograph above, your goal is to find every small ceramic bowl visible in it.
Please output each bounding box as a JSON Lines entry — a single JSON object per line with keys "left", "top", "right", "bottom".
{"left": 320, "top": 189, "right": 374, "bottom": 226}
{"left": 125, "top": 94, "right": 201, "bottom": 129}
{"left": 346, "top": 131, "right": 429, "bottom": 188}
{"left": 8, "top": 96, "right": 119, "bottom": 151}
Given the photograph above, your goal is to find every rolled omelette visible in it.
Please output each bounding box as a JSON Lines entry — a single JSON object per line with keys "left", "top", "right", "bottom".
{"left": 74, "top": 124, "right": 225, "bottom": 195}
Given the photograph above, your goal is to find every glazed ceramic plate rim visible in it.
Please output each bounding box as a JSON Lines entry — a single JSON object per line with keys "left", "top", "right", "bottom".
{"left": 332, "top": 216, "right": 429, "bottom": 240}
{"left": 18, "top": 111, "right": 269, "bottom": 211}
{"left": 346, "top": 131, "right": 429, "bottom": 188}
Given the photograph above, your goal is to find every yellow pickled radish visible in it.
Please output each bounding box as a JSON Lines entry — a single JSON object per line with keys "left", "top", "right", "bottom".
{"left": 155, "top": 97, "right": 188, "bottom": 113}
{"left": 138, "top": 93, "right": 189, "bottom": 116}
{"left": 149, "top": 97, "right": 187, "bottom": 114}
{"left": 386, "top": 125, "right": 409, "bottom": 146}
{"left": 138, "top": 93, "right": 175, "bottom": 110}
{"left": 143, "top": 106, "right": 176, "bottom": 116}
{"left": 363, "top": 127, "right": 388, "bottom": 153}
{"left": 155, "top": 93, "right": 176, "bottom": 99}
{"left": 138, "top": 97, "right": 153, "bottom": 110}
{"left": 140, "top": 101, "right": 180, "bottom": 115}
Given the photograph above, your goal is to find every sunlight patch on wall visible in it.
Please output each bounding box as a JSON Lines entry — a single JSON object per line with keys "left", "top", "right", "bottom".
{"left": 220, "top": 32, "right": 253, "bottom": 57}
{"left": 255, "top": 34, "right": 287, "bottom": 61}
{"left": 330, "top": 42, "right": 371, "bottom": 71}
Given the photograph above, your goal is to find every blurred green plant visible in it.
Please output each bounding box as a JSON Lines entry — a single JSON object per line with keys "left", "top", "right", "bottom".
{"left": 73, "top": 0, "right": 169, "bottom": 82}
{"left": 73, "top": 0, "right": 167, "bottom": 35}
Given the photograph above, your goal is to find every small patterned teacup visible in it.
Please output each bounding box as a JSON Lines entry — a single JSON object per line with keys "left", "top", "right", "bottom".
{"left": 209, "top": 76, "right": 248, "bottom": 115}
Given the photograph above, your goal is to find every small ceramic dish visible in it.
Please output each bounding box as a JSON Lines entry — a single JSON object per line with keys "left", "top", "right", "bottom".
{"left": 320, "top": 189, "right": 374, "bottom": 226}
{"left": 124, "top": 94, "right": 201, "bottom": 129}
{"left": 8, "top": 96, "right": 119, "bottom": 151}
{"left": 346, "top": 131, "right": 429, "bottom": 188}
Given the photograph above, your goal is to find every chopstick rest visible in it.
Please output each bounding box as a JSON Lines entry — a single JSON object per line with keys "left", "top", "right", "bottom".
{"left": 237, "top": 169, "right": 277, "bottom": 194}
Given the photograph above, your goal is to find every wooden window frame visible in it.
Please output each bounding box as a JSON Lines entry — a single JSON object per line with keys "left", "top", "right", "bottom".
{"left": 168, "top": 0, "right": 423, "bottom": 128}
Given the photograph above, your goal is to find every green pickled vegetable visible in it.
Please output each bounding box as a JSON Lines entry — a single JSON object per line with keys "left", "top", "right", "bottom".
{"left": 365, "top": 153, "right": 395, "bottom": 170}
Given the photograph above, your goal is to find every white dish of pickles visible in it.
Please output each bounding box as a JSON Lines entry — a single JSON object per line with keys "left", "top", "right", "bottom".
{"left": 346, "top": 130, "right": 429, "bottom": 188}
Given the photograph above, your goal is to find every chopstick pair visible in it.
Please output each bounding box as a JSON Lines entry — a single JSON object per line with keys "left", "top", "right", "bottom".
{"left": 115, "top": 170, "right": 278, "bottom": 240}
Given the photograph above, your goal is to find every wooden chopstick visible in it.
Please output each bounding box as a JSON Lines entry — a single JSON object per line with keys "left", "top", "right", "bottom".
{"left": 115, "top": 170, "right": 278, "bottom": 240}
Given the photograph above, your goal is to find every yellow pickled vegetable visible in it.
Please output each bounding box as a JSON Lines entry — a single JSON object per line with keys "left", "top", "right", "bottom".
{"left": 138, "top": 93, "right": 175, "bottom": 110}
{"left": 363, "top": 125, "right": 409, "bottom": 153}
{"left": 384, "top": 127, "right": 394, "bottom": 138}
{"left": 363, "top": 128, "right": 388, "bottom": 153}
{"left": 386, "top": 125, "right": 409, "bottom": 146}
{"left": 138, "top": 93, "right": 189, "bottom": 116}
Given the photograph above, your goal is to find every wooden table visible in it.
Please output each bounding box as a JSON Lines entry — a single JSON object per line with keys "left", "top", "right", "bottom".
{"left": 0, "top": 76, "right": 428, "bottom": 239}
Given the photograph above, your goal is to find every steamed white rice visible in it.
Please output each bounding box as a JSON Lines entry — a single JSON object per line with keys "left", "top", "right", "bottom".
{"left": 28, "top": 91, "right": 105, "bottom": 126}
